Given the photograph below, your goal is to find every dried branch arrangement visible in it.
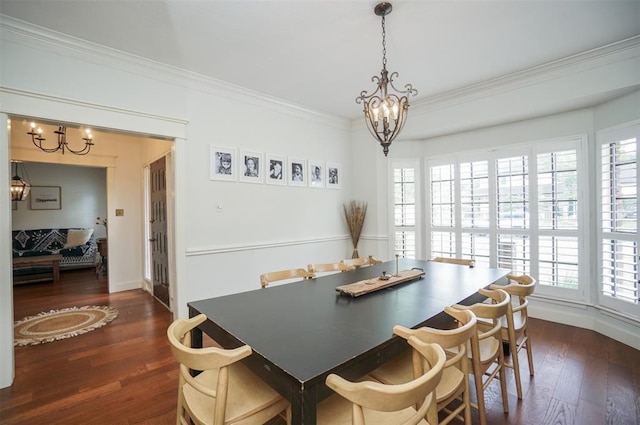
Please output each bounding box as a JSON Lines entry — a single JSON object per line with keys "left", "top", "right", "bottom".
{"left": 343, "top": 200, "right": 368, "bottom": 258}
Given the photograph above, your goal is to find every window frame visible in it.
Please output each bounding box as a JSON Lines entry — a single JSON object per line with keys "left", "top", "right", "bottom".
{"left": 596, "top": 121, "right": 640, "bottom": 317}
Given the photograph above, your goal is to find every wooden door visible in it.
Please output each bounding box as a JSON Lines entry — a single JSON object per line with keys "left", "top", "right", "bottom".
{"left": 150, "top": 157, "right": 170, "bottom": 308}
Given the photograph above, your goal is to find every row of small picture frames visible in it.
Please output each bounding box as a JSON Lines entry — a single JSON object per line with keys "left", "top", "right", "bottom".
{"left": 210, "top": 146, "right": 341, "bottom": 189}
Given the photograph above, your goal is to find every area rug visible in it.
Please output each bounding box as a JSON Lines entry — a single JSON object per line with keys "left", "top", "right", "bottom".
{"left": 14, "top": 305, "right": 119, "bottom": 346}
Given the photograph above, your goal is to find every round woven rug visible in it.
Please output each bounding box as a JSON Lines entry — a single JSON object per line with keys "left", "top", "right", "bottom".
{"left": 14, "top": 305, "right": 119, "bottom": 346}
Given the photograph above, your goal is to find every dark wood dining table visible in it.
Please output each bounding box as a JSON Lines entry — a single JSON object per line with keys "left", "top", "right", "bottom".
{"left": 188, "top": 258, "right": 509, "bottom": 424}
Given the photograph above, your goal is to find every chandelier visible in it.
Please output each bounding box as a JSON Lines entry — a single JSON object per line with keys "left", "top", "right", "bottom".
{"left": 28, "top": 122, "right": 94, "bottom": 155}
{"left": 10, "top": 161, "right": 31, "bottom": 201}
{"left": 356, "top": 2, "right": 417, "bottom": 157}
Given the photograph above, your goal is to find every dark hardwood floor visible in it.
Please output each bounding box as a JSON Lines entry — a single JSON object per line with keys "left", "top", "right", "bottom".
{"left": 0, "top": 268, "right": 638, "bottom": 424}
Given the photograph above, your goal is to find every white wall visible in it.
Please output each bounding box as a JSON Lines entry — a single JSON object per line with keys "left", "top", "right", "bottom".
{"left": 0, "top": 18, "right": 354, "bottom": 389}
{"left": 11, "top": 161, "right": 107, "bottom": 237}
{"left": 0, "top": 113, "right": 15, "bottom": 389}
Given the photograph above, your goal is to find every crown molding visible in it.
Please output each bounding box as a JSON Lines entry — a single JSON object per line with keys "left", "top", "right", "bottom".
{"left": 411, "top": 36, "right": 640, "bottom": 113}
{"left": 0, "top": 15, "right": 351, "bottom": 131}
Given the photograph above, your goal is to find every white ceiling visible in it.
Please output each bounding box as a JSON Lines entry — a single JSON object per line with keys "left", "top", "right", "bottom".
{"left": 1, "top": 0, "right": 639, "bottom": 121}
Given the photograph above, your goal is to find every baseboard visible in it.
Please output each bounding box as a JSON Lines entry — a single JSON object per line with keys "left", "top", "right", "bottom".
{"left": 528, "top": 297, "right": 640, "bottom": 350}
{"left": 110, "top": 280, "right": 142, "bottom": 293}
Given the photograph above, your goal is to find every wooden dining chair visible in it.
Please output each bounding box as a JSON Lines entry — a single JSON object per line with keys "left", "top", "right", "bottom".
{"left": 490, "top": 273, "right": 536, "bottom": 399}
{"left": 432, "top": 257, "right": 475, "bottom": 267}
{"left": 316, "top": 337, "right": 446, "bottom": 425}
{"left": 167, "top": 314, "right": 291, "bottom": 425}
{"left": 259, "top": 268, "right": 315, "bottom": 288}
{"left": 308, "top": 262, "right": 356, "bottom": 274}
{"left": 340, "top": 256, "right": 383, "bottom": 269}
{"left": 450, "top": 288, "right": 510, "bottom": 425}
{"left": 369, "top": 307, "right": 477, "bottom": 425}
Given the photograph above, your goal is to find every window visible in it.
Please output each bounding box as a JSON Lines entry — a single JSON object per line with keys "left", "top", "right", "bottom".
{"left": 390, "top": 161, "right": 419, "bottom": 259}
{"left": 430, "top": 164, "right": 455, "bottom": 258}
{"left": 425, "top": 137, "right": 585, "bottom": 296}
{"left": 537, "top": 150, "right": 579, "bottom": 288}
{"left": 599, "top": 125, "right": 639, "bottom": 312}
{"left": 460, "top": 161, "right": 491, "bottom": 266}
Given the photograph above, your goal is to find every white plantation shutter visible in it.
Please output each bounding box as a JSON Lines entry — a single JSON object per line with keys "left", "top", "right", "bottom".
{"left": 600, "top": 131, "right": 639, "bottom": 309}
{"left": 536, "top": 149, "right": 579, "bottom": 288}
{"left": 430, "top": 164, "right": 456, "bottom": 258}
{"left": 425, "top": 137, "right": 587, "bottom": 298}
{"left": 390, "top": 162, "right": 419, "bottom": 259}
{"left": 460, "top": 161, "right": 490, "bottom": 265}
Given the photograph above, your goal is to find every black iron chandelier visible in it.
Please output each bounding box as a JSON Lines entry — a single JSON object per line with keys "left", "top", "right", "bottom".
{"left": 10, "top": 161, "right": 31, "bottom": 201}
{"left": 28, "top": 122, "right": 94, "bottom": 155}
{"left": 356, "top": 2, "right": 417, "bottom": 157}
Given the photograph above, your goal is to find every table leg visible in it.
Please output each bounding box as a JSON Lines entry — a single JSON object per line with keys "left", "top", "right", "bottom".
{"left": 290, "top": 385, "right": 317, "bottom": 425}
{"left": 52, "top": 260, "right": 60, "bottom": 282}
{"left": 191, "top": 326, "right": 203, "bottom": 349}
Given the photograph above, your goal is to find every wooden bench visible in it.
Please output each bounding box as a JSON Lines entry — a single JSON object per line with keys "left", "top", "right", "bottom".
{"left": 12, "top": 254, "right": 63, "bottom": 285}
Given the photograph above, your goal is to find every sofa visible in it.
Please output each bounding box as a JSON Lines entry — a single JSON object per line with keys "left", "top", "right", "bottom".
{"left": 12, "top": 228, "right": 98, "bottom": 270}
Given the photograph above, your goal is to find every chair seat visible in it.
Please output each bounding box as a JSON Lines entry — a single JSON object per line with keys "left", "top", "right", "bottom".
{"left": 184, "top": 362, "right": 289, "bottom": 424}
{"left": 500, "top": 310, "right": 526, "bottom": 332}
{"left": 369, "top": 350, "right": 465, "bottom": 408}
{"left": 480, "top": 314, "right": 526, "bottom": 342}
{"left": 316, "top": 375, "right": 429, "bottom": 425}
{"left": 448, "top": 336, "right": 500, "bottom": 367}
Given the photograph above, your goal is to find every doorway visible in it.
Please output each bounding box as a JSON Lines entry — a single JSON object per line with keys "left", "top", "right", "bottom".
{"left": 0, "top": 101, "right": 187, "bottom": 390}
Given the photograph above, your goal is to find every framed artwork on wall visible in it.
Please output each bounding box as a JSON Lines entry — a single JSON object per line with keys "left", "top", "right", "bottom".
{"left": 326, "top": 162, "right": 341, "bottom": 189}
{"left": 239, "top": 150, "right": 264, "bottom": 184}
{"left": 210, "top": 146, "right": 237, "bottom": 181}
{"left": 308, "top": 160, "right": 324, "bottom": 188}
{"left": 288, "top": 158, "right": 306, "bottom": 187}
{"left": 266, "top": 154, "right": 286, "bottom": 186}
{"left": 30, "top": 186, "right": 62, "bottom": 210}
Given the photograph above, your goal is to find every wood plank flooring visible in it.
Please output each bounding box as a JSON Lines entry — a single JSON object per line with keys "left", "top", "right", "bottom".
{"left": 1, "top": 268, "right": 638, "bottom": 424}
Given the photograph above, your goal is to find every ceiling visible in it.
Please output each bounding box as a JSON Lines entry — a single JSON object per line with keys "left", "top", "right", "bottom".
{"left": 1, "top": 0, "right": 639, "bottom": 121}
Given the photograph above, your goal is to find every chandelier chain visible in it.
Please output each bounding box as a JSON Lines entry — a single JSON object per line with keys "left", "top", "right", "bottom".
{"left": 381, "top": 15, "right": 387, "bottom": 69}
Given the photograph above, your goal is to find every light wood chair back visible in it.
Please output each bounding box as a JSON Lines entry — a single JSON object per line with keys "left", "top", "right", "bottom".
{"left": 317, "top": 338, "right": 446, "bottom": 425}
{"left": 432, "top": 257, "right": 475, "bottom": 267}
{"left": 490, "top": 274, "right": 536, "bottom": 399}
{"left": 451, "top": 288, "right": 510, "bottom": 425}
{"left": 340, "top": 256, "right": 383, "bottom": 268}
{"left": 308, "top": 262, "right": 356, "bottom": 274}
{"left": 260, "top": 268, "right": 315, "bottom": 288}
{"left": 167, "top": 314, "right": 290, "bottom": 425}
{"left": 369, "top": 307, "right": 477, "bottom": 425}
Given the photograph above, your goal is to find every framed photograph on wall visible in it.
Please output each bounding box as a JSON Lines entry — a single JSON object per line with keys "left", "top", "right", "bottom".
{"left": 326, "top": 162, "right": 341, "bottom": 189}
{"left": 288, "top": 158, "right": 306, "bottom": 187}
{"left": 210, "top": 146, "right": 236, "bottom": 181}
{"left": 239, "top": 150, "right": 264, "bottom": 184}
{"left": 30, "top": 186, "right": 62, "bottom": 210}
{"left": 308, "top": 160, "right": 324, "bottom": 188}
{"left": 266, "top": 154, "right": 286, "bottom": 186}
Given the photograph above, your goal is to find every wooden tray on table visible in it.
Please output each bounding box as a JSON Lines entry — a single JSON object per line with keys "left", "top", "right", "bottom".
{"left": 335, "top": 268, "right": 425, "bottom": 297}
